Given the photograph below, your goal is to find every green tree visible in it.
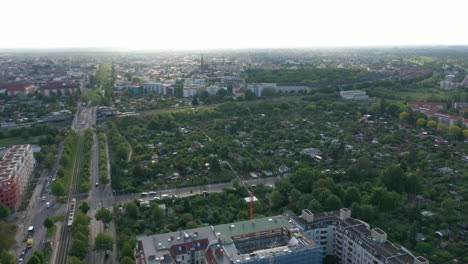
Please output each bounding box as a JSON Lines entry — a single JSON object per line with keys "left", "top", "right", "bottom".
{"left": 51, "top": 179, "right": 66, "bottom": 197}
{"left": 0, "top": 249, "right": 16, "bottom": 264}
{"left": 449, "top": 125, "right": 461, "bottom": 136}
{"left": 43, "top": 217, "right": 54, "bottom": 229}
{"left": 380, "top": 166, "right": 407, "bottom": 193}
{"left": 0, "top": 221, "right": 16, "bottom": 251}
{"left": 99, "top": 175, "right": 110, "bottom": 185}
{"left": 399, "top": 111, "right": 409, "bottom": 122}
{"left": 416, "top": 118, "right": 426, "bottom": 127}
{"left": 0, "top": 205, "right": 10, "bottom": 219}
{"left": 151, "top": 205, "right": 164, "bottom": 226}
{"left": 426, "top": 120, "right": 437, "bottom": 129}
{"left": 344, "top": 187, "right": 361, "bottom": 207}
{"left": 32, "top": 251, "right": 44, "bottom": 264}
{"left": 95, "top": 233, "right": 113, "bottom": 252}
{"left": 95, "top": 208, "right": 113, "bottom": 226}
{"left": 270, "top": 190, "right": 285, "bottom": 209}
{"left": 26, "top": 255, "right": 40, "bottom": 264}
{"left": 121, "top": 256, "right": 135, "bottom": 264}
{"left": 125, "top": 202, "right": 138, "bottom": 219}
{"left": 79, "top": 201, "right": 90, "bottom": 214}
{"left": 437, "top": 123, "right": 448, "bottom": 132}
{"left": 69, "top": 256, "right": 86, "bottom": 264}
{"left": 69, "top": 239, "right": 88, "bottom": 259}
{"left": 308, "top": 199, "right": 323, "bottom": 213}
{"left": 324, "top": 194, "right": 343, "bottom": 211}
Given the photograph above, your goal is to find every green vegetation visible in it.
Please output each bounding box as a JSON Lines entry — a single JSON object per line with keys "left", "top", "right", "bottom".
{"left": 0, "top": 205, "right": 10, "bottom": 219}
{"left": 95, "top": 208, "right": 113, "bottom": 227}
{"left": 85, "top": 63, "right": 115, "bottom": 106}
{"left": 243, "top": 68, "right": 369, "bottom": 84}
{"left": 97, "top": 132, "right": 110, "bottom": 185}
{"left": 113, "top": 98, "right": 467, "bottom": 263}
{"left": 52, "top": 131, "right": 79, "bottom": 196}
{"left": 69, "top": 211, "right": 91, "bottom": 261}
{"left": 77, "top": 129, "right": 93, "bottom": 193}
{"left": 94, "top": 233, "right": 114, "bottom": 252}
{"left": 0, "top": 221, "right": 17, "bottom": 252}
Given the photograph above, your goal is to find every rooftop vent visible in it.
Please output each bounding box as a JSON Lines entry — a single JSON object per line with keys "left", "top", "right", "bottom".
{"left": 340, "top": 208, "right": 351, "bottom": 219}
{"left": 371, "top": 228, "right": 387, "bottom": 243}
{"left": 301, "top": 209, "right": 314, "bottom": 223}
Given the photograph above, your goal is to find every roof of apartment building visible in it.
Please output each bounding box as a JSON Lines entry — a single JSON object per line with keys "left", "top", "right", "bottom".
{"left": 292, "top": 209, "right": 428, "bottom": 264}
{"left": 137, "top": 215, "right": 320, "bottom": 264}
{"left": 39, "top": 82, "right": 79, "bottom": 90}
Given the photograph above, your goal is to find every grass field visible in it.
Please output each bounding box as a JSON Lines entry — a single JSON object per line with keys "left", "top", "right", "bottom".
{"left": 0, "top": 136, "right": 40, "bottom": 147}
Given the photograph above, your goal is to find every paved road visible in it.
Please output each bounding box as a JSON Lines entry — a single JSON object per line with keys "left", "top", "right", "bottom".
{"left": 113, "top": 177, "right": 278, "bottom": 204}
{"left": 9, "top": 140, "right": 66, "bottom": 261}
{"left": 88, "top": 132, "right": 118, "bottom": 264}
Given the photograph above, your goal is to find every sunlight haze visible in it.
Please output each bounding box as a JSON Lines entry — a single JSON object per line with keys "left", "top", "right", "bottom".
{"left": 1, "top": 0, "right": 467, "bottom": 49}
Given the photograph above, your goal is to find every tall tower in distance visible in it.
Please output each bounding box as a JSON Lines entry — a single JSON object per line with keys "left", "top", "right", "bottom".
{"left": 200, "top": 55, "right": 208, "bottom": 72}
{"left": 200, "top": 55, "right": 204, "bottom": 71}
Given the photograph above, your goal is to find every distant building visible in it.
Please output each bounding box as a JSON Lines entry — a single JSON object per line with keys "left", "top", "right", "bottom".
{"left": 205, "top": 85, "right": 226, "bottom": 96}
{"left": 143, "top": 83, "right": 168, "bottom": 96}
{"left": 38, "top": 82, "right": 79, "bottom": 96}
{"left": 407, "top": 101, "right": 447, "bottom": 110}
{"left": 97, "top": 107, "right": 117, "bottom": 120}
{"left": 41, "top": 110, "right": 73, "bottom": 124}
{"left": 136, "top": 216, "right": 324, "bottom": 264}
{"left": 440, "top": 81, "right": 460, "bottom": 90}
{"left": 340, "top": 90, "right": 369, "bottom": 101}
{"left": 0, "top": 82, "right": 37, "bottom": 96}
{"left": 246, "top": 83, "right": 277, "bottom": 97}
{"left": 0, "top": 145, "right": 36, "bottom": 207}
{"left": 183, "top": 87, "right": 199, "bottom": 98}
{"left": 291, "top": 208, "right": 429, "bottom": 264}
{"left": 411, "top": 106, "right": 467, "bottom": 127}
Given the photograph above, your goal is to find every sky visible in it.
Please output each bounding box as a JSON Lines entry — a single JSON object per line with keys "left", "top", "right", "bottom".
{"left": 1, "top": 0, "right": 467, "bottom": 50}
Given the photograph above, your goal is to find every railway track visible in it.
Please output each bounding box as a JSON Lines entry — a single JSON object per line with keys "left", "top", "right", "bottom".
{"left": 55, "top": 132, "right": 85, "bottom": 264}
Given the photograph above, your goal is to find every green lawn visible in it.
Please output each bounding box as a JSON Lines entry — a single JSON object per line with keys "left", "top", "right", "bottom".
{"left": 0, "top": 136, "right": 40, "bottom": 147}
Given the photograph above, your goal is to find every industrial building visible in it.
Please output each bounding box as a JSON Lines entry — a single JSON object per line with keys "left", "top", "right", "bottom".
{"left": 136, "top": 216, "right": 324, "bottom": 264}
{"left": 0, "top": 144, "right": 36, "bottom": 207}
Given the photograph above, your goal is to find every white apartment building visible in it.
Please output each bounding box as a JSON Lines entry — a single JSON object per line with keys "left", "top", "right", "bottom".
{"left": 340, "top": 90, "right": 369, "bottom": 101}
{"left": 291, "top": 209, "right": 429, "bottom": 264}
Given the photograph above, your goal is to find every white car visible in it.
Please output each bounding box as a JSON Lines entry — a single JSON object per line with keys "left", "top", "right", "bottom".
{"left": 45, "top": 202, "right": 51, "bottom": 208}
{"left": 149, "top": 191, "right": 157, "bottom": 196}
{"left": 42, "top": 196, "right": 46, "bottom": 202}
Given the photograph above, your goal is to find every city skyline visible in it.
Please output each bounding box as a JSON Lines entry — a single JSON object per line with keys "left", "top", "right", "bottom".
{"left": 1, "top": 0, "right": 468, "bottom": 50}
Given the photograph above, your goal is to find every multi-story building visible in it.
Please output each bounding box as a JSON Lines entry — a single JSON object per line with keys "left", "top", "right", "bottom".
{"left": 407, "top": 102, "right": 447, "bottom": 110}
{"left": 340, "top": 90, "right": 369, "bottom": 101}
{"left": 205, "top": 85, "right": 226, "bottom": 96}
{"left": 290, "top": 209, "right": 429, "bottom": 264}
{"left": 38, "top": 82, "right": 79, "bottom": 96}
{"left": 0, "top": 82, "right": 37, "bottom": 96}
{"left": 0, "top": 144, "right": 36, "bottom": 207}
{"left": 246, "top": 83, "right": 277, "bottom": 97}
{"left": 440, "top": 81, "right": 460, "bottom": 90}
{"left": 143, "top": 83, "right": 168, "bottom": 96}
{"left": 136, "top": 216, "right": 324, "bottom": 264}
{"left": 411, "top": 106, "right": 467, "bottom": 127}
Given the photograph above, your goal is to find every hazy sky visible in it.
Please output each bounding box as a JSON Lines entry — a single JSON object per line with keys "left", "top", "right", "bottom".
{"left": 1, "top": 0, "right": 467, "bottom": 50}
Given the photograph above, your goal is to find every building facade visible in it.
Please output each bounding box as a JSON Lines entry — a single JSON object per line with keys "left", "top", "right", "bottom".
{"left": 0, "top": 144, "right": 36, "bottom": 207}
{"left": 143, "top": 83, "right": 168, "bottom": 95}
{"left": 340, "top": 90, "right": 369, "bottom": 101}
{"left": 290, "top": 208, "right": 429, "bottom": 264}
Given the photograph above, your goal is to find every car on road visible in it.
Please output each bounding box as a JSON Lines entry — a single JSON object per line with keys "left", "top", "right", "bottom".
{"left": 45, "top": 202, "right": 51, "bottom": 208}
{"left": 20, "top": 249, "right": 26, "bottom": 257}
{"left": 152, "top": 197, "right": 160, "bottom": 201}
{"left": 18, "top": 258, "right": 23, "bottom": 264}
{"left": 161, "top": 194, "right": 169, "bottom": 199}
{"left": 27, "top": 226, "right": 34, "bottom": 237}
{"left": 149, "top": 191, "right": 157, "bottom": 196}
{"left": 140, "top": 192, "right": 148, "bottom": 196}
{"left": 95, "top": 182, "right": 99, "bottom": 187}
{"left": 42, "top": 196, "right": 46, "bottom": 202}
